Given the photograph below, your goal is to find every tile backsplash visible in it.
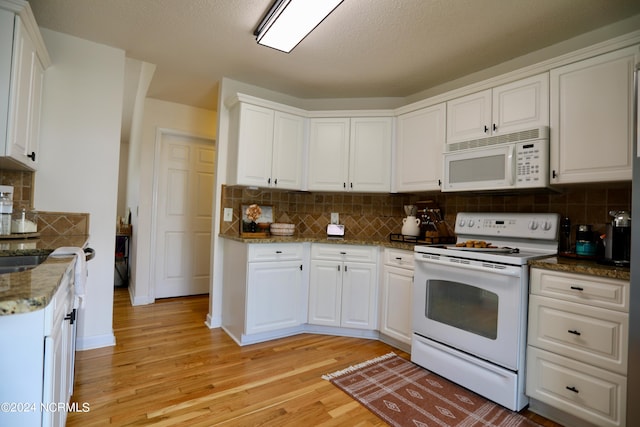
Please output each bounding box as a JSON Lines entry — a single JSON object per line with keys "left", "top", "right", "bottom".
{"left": 3, "top": 169, "right": 631, "bottom": 241}
{"left": 0, "top": 169, "right": 33, "bottom": 212}
{"left": 220, "top": 182, "right": 632, "bottom": 240}
{"left": 0, "top": 169, "right": 89, "bottom": 235}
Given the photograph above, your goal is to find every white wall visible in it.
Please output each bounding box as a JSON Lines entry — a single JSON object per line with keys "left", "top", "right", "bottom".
{"left": 34, "top": 29, "right": 125, "bottom": 350}
{"left": 129, "top": 98, "right": 216, "bottom": 305}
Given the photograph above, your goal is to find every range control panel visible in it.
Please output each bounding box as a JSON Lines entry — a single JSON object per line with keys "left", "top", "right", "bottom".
{"left": 455, "top": 212, "right": 560, "bottom": 240}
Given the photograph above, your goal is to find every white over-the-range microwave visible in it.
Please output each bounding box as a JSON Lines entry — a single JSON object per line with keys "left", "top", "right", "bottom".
{"left": 442, "top": 127, "right": 550, "bottom": 192}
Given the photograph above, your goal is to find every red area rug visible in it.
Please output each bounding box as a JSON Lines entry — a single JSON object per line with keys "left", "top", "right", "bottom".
{"left": 323, "top": 352, "right": 540, "bottom": 427}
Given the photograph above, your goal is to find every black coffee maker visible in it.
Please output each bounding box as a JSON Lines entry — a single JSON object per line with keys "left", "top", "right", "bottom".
{"left": 603, "top": 210, "right": 631, "bottom": 266}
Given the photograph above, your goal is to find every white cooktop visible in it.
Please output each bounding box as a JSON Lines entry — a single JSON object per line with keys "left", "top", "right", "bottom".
{"left": 414, "top": 212, "right": 560, "bottom": 266}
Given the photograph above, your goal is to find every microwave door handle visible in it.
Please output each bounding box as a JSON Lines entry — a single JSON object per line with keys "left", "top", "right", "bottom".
{"left": 507, "top": 145, "right": 515, "bottom": 186}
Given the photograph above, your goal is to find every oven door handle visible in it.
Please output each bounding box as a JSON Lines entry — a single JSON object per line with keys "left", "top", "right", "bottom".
{"left": 415, "top": 256, "right": 522, "bottom": 277}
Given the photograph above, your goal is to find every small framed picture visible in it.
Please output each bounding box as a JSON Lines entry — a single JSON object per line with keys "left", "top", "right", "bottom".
{"left": 240, "top": 204, "right": 273, "bottom": 235}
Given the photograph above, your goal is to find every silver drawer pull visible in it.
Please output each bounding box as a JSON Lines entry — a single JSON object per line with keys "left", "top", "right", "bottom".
{"left": 568, "top": 329, "right": 581, "bottom": 336}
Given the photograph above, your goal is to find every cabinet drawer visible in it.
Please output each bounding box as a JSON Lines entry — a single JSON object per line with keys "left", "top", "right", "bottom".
{"left": 530, "top": 268, "right": 629, "bottom": 312}
{"left": 248, "top": 243, "right": 304, "bottom": 262}
{"left": 383, "top": 248, "right": 414, "bottom": 269}
{"left": 528, "top": 295, "right": 628, "bottom": 374}
{"left": 311, "top": 243, "right": 377, "bottom": 262}
{"left": 526, "top": 347, "right": 626, "bottom": 427}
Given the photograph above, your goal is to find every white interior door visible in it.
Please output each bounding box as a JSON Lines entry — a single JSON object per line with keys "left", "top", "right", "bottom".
{"left": 154, "top": 132, "right": 215, "bottom": 298}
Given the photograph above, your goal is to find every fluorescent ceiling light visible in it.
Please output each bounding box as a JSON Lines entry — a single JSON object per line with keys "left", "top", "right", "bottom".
{"left": 255, "top": 0, "right": 343, "bottom": 53}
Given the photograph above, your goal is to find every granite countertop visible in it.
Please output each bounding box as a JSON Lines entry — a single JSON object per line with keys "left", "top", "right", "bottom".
{"left": 219, "top": 233, "right": 416, "bottom": 252}
{"left": 529, "top": 256, "right": 631, "bottom": 281}
{"left": 222, "top": 234, "right": 632, "bottom": 282}
{"left": 0, "top": 235, "right": 89, "bottom": 316}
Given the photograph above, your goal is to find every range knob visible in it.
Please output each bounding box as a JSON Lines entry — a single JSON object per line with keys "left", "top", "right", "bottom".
{"left": 458, "top": 219, "right": 466, "bottom": 227}
{"left": 541, "top": 220, "right": 552, "bottom": 231}
{"left": 528, "top": 220, "right": 539, "bottom": 230}
{"left": 468, "top": 219, "right": 475, "bottom": 227}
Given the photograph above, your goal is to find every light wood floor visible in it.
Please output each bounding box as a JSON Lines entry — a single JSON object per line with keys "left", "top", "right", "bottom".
{"left": 67, "top": 287, "right": 562, "bottom": 426}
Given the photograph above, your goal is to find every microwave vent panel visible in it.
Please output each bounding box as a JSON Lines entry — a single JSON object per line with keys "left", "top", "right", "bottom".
{"left": 447, "top": 127, "right": 549, "bottom": 152}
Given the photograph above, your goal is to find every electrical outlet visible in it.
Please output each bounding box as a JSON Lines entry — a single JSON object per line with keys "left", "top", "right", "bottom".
{"left": 223, "top": 207, "right": 233, "bottom": 222}
{"left": 331, "top": 212, "right": 339, "bottom": 224}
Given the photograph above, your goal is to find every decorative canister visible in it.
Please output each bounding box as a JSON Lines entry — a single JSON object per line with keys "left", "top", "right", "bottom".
{"left": 575, "top": 224, "right": 596, "bottom": 256}
{"left": 0, "top": 192, "right": 13, "bottom": 236}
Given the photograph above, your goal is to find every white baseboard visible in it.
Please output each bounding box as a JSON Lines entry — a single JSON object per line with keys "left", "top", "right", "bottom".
{"left": 205, "top": 313, "right": 222, "bottom": 328}
{"left": 76, "top": 332, "right": 116, "bottom": 351}
{"left": 128, "top": 286, "right": 154, "bottom": 306}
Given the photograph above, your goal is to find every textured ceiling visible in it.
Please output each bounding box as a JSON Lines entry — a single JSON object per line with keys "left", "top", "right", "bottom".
{"left": 27, "top": 0, "right": 640, "bottom": 110}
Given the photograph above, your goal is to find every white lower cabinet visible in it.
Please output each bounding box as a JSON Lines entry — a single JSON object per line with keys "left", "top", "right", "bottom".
{"left": 379, "top": 248, "right": 414, "bottom": 347}
{"left": 308, "top": 244, "right": 378, "bottom": 330}
{"left": 0, "top": 265, "right": 76, "bottom": 427}
{"left": 526, "top": 267, "right": 629, "bottom": 427}
{"left": 222, "top": 240, "right": 307, "bottom": 345}
{"left": 245, "top": 259, "right": 305, "bottom": 335}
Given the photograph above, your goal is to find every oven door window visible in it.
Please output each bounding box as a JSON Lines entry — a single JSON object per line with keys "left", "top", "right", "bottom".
{"left": 426, "top": 279, "right": 498, "bottom": 340}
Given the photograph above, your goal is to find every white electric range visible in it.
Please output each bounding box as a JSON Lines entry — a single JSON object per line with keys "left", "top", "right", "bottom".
{"left": 412, "top": 212, "right": 560, "bottom": 411}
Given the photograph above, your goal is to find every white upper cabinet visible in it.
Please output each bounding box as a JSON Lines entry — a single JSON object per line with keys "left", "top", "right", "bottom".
{"left": 0, "top": 4, "right": 49, "bottom": 171}
{"left": 446, "top": 73, "right": 549, "bottom": 144}
{"left": 227, "top": 100, "right": 306, "bottom": 190}
{"left": 549, "top": 46, "right": 637, "bottom": 184}
{"left": 308, "top": 117, "right": 392, "bottom": 192}
{"left": 272, "top": 111, "right": 306, "bottom": 189}
{"left": 307, "top": 118, "right": 350, "bottom": 192}
{"left": 395, "top": 103, "right": 446, "bottom": 192}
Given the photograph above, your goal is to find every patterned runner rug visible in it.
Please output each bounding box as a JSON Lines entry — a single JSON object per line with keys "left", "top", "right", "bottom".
{"left": 323, "top": 353, "right": 540, "bottom": 427}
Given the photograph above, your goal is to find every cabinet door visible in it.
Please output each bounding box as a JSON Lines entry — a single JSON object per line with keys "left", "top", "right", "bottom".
{"left": 235, "top": 103, "right": 275, "bottom": 187}
{"left": 446, "top": 89, "right": 492, "bottom": 144}
{"left": 395, "top": 104, "right": 445, "bottom": 192}
{"left": 0, "top": 10, "right": 14, "bottom": 153}
{"left": 6, "top": 17, "right": 38, "bottom": 169}
{"left": 307, "top": 118, "right": 350, "bottom": 191}
{"left": 271, "top": 111, "right": 305, "bottom": 189}
{"left": 27, "top": 56, "right": 43, "bottom": 168}
{"left": 341, "top": 261, "right": 377, "bottom": 330}
{"left": 380, "top": 265, "right": 413, "bottom": 344}
{"left": 308, "top": 259, "right": 342, "bottom": 326}
{"left": 349, "top": 117, "right": 392, "bottom": 192}
{"left": 492, "top": 73, "right": 549, "bottom": 135}
{"left": 42, "top": 276, "right": 73, "bottom": 427}
{"left": 550, "top": 46, "right": 636, "bottom": 183}
{"left": 246, "top": 260, "right": 304, "bottom": 334}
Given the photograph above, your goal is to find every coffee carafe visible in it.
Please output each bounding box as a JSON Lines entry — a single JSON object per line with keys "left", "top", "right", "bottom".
{"left": 604, "top": 210, "right": 631, "bottom": 266}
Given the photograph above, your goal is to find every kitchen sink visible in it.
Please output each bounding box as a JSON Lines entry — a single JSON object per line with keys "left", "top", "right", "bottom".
{"left": 0, "top": 254, "right": 49, "bottom": 274}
